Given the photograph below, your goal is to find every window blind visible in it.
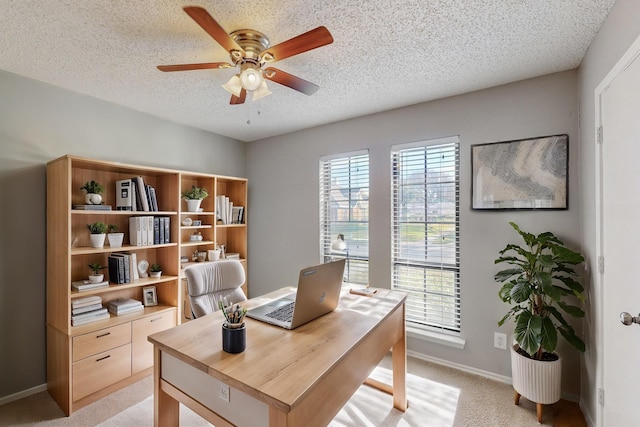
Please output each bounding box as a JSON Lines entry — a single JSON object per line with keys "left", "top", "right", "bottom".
{"left": 391, "top": 137, "right": 460, "bottom": 332}
{"left": 320, "top": 151, "right": 369, "bottom": 285}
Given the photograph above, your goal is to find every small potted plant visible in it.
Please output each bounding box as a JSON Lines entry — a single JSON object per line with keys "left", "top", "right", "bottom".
{"left": 88, "top": 263, "right": 105, "bottom": 283}
{"left": 494, "top": 222, "right": 585, "bottom": 421}
{"left": 181, "top": 185, "right": 208, "bottom": 212}
{"left": 149, "top": 263, "right": 162, "bottom": 278}
{"left": 107, "top": 224, "right": 124, "bottom": 248}
{"left": 86, "top": 221, "right": 107, "bottom": 248}
{"left": 81, "top": 180, "right": 104, "bottom": 205}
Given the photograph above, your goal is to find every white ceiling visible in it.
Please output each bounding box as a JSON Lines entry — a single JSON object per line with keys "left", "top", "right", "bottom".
{"left": 0, "top": 1, "right": 616, "bottom": 142}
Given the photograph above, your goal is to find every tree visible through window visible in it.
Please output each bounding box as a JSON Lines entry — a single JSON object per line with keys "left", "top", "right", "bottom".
{"left": 391, "top": 137, "right": 460, "bottom": 332}
{"left": 320, "top": 151, "right": 369, "bottom": 285}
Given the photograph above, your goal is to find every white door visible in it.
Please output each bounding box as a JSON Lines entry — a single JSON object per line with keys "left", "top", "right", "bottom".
{"left": 599, "top": 38, "right": 640, "bottom": 426}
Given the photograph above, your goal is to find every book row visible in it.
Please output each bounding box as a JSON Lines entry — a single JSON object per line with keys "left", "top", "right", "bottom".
{"left": 116, "top": 177, "right": 160, "bottom": 212}
{"left": 129, "top": 216, "right": 171, "bottom": 246}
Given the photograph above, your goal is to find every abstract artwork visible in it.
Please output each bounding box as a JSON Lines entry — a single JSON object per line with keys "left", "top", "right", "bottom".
{"left": 471, "top": 134, "right": 568, "bottom": 210}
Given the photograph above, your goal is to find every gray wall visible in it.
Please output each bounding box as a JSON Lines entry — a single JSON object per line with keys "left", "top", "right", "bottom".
{"left": 0, "top": 70, "right": 246, "bottom": 399}
{"left": 577, "top": 0, "right": 640, "bottom": 423}
{"left": 247, "top": 70, "right": 582, "bottom": 395}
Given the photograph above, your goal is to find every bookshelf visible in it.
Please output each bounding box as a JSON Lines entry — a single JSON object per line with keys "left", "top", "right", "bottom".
{"left": 46, "top": 155, "right": 248, "bottom": 415}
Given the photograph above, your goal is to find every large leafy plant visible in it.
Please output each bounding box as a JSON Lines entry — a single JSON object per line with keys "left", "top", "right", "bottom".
{"left": 494, "top": 222, "right": 586, "bottom": 360}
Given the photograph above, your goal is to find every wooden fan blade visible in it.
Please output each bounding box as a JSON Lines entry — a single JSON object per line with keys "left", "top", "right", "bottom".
{"left": 230, "top": 89, "right": 247, "bottom": 105}
{"left": 157, "top": 63, "right": 233, "bottom": 72}
{"left": 183, "top": 6, "right": 245, "bottom": 55}
{"left": 262, "top": 26, "right": 333, "bottom": 62}
{"left": 264, "top": 67, "right": 319, "bottom": 95}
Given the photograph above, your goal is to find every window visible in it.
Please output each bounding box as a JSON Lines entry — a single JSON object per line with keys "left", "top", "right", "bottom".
{"left": 391, "top": 137, "right": 460, "bottom": 332}
{"left": 320, "top": 151, "right": 369, "bottom": 285}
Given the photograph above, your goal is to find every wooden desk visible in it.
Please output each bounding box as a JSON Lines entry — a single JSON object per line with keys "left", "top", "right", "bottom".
{"left": 148, "top": 287, "right": 407, "bottom": 426}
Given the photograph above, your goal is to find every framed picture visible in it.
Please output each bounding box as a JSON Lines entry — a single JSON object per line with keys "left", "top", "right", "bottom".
{"left": 142, "top": 285, "right": 158, "bottom": 307}
{"left": 471, "top": 134, "right": 568, "bottom": 210}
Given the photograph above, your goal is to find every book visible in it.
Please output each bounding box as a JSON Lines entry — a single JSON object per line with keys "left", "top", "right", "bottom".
{"left": 225, "top": 253, "right": 240, "bottom": 260}
{"left": 73, "top": 205, "right": 112, "bottom": 211}
{"left": 135, "top": 176, "right": 150, "bottom": 211}
{"left": 129, "top": 217, "right": 142, "bottom": 246}
{"left": 154, "top": 217, "right": 160, "bottom": 245}
{"left": 72, "top": 303, "right": 103, "bottom": 315}
{"left": 110, "top": 253, "right": 131, "bottom": 283}
{"left": 108, "top": 255, "right": 126, "bottom": 284}
{"left": 71, "top": 307, "right": 108, "bottom": 321}
{"left": 108, "top": 298, "right": 143, "bottom": 310}
{"left": 147, "top": 185, "right": 159, "bottom": 211}
{"left": 115, "top": 179, "right": 133, "bottom": 211}
{"left": 108, "top": 304, "right": 144, "bottom": 315}
{"left": 162, "top": 216, "right": 170, "bottom": 243}
{"left": 72, "top": 312, "right": 110, "bottom": 326}
{"left": 71, "top": 295, "right": 102, "bottom": 308}
{"left": 123, "top": 251, "right": 139, "bottom": 281}
{"left": 71, "top": 280, "right": 109, "bottom": 292}
{"left": 147, "top": 216, "right": 154, "bottom": 245}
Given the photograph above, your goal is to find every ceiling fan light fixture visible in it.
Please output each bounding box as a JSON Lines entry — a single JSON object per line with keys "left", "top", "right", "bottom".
{"left": 239, "top": 67, "right": 263, "bottom": 92}
{"left": 252, "top": 80, "right": 272, "bottom": 101}
{"left": 222, "top": 75, "right": 243, "bottom": 97}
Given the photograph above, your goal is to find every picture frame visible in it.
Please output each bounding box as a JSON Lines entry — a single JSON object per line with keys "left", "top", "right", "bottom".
{"left": 142, "top": 285, "right": 158, "bottom": 307}
{"left": 471, "top": 134, "right": 568, "bottom": 210}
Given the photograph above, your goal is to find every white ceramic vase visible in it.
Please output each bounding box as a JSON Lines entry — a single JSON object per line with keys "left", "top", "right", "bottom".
{"left": 88, "top": 274, "right": 104, "bottom": 283}
{"left": 107, "top": 232, "right": 124, "bottom": 248}
{"left": 85, "top": 193, "right": 102, "bottom": 205}
{"left": 89, "top": 233, "right": 106, "bottom": 248}
{"left": 186, "top": 199, "right": 202, "bottom": 212}
{"left": 510, "top": 344, "right": 562, "bottom": 405}
{"left": 150, "top": 271, "right": 162, "bottom": 278}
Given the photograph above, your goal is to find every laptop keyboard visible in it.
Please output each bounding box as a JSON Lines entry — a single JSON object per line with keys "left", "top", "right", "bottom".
{"left": 265, "top": 302, "right": 295, "bottom": 322}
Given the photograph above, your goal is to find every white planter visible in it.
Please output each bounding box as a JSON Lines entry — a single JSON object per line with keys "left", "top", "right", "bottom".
{"left": 88, "top": 274, "right": 104, "bottom": 283}
{"left": 510, "top": 344, "right": 562, "bottom": 405}
{"left": 107, "top": 232, "right": 124, "bottom": 248}
{"left": 89, "top": 233, "right": 106, "bottom": 248}
{"left": 150, "top": 271, "right": 162, "bottom": 278}
{"left": 85, "top": 193, "right": 102, "bottom": 205}
{"left": 185, "top": 199, "right": 202, "bottom": 212}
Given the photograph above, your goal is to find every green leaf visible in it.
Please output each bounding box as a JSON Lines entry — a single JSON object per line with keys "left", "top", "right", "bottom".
{"left": 538, "top": 254, "right": 556, "bottom": 268}
{"left": 559, "top": 326, "right": 586, "bottom": 352}
{"left": 556, "top": 276, "right": 585, "bottom": 298}
{"left": 546, "top": 305, "right": 570, "bottom": 328}
{"left": 553, "top": 245, "right": 585, "bottom": 264}
{"left": 514, "top": 312, "right": 542, "bottom": 357}
{"left": 557, "top": 301, "right": 585, "bottom": 318}
{"left": 541, "top": 277, "right": 563, "bottom": 301}
{"left": 494, "top": 268, "right": 522, "bottom": 283}
{"left": 510, "top": 280, "right": 532, "bottom": 303}
{"left": 540, "top": 317, "right": 558, "bottom": 353}
{"left": 499, "top": 282, "right": 515, "bottom": 302}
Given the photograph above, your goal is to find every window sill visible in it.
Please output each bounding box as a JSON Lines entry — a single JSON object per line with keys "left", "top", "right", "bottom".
{"left": 406, "top": 324, "right": 466, "bottom": 349}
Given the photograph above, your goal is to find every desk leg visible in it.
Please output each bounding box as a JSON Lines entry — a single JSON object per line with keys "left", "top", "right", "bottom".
{"left": 392, "top": 305, "right": 407, "bottom": 411}
{"left": 154, "top": 347, "right": 179, "bottom": 427}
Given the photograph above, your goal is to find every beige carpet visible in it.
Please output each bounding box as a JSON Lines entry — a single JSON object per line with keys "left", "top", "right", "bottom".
{"left": 0, "top": 356, "right": 558, "bottom": 426}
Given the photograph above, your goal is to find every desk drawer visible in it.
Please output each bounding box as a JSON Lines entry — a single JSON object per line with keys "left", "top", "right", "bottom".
{"left": 132, "top": 310, "right": 176, "bottom": 373}
{"left": 72, "top": 343, "right": 131, "bottom": 401}
{"left": 72, "top": 323, "right": 131, "bottom": 362}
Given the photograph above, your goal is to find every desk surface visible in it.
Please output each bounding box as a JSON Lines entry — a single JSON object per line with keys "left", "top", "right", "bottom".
{"left": 149, "top": 287, "right": 407, "bottom": 414}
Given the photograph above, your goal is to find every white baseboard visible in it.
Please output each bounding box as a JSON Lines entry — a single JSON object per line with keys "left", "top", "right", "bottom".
{"left": 0, "top": 383, "right": 47, "bottom": 406}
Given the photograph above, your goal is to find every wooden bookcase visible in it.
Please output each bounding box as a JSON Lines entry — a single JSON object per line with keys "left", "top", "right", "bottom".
{"left": 46, "top": 155, "right": 248, "bottom": 415}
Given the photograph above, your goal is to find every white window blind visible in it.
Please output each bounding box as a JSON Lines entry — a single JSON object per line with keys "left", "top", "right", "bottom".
{"left": 391, "top": 137, "right": 460, "bottom": 332}
{"left": 320, "top": 151, "right": 369, "bottom": 285}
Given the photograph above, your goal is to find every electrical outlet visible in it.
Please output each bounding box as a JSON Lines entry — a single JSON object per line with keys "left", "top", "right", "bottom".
{"left": 494, "top": 332, "right": 507, "bottom": 350}
{"left": 218, "top": 383, "right": 230, "bottom": 402}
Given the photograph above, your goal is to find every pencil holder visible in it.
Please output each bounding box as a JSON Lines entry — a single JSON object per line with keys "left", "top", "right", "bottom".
{"left": 222, "top": 322, "right": 246, "bottom": 353}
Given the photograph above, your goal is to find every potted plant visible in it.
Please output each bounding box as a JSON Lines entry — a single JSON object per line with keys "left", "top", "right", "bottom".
{"left": 86, "top": 221, "right": 107, "bottom": 248}
{"left": 149, "top": 263, "right": 162, "bottom": 278}
{"left": 81, "top": 180, "right": 104, "bottom": 205}
{"left": 494, "top": 222, "right": 585, "bottom": 422}
{"left": 181, "top": 185, "right": 208, "bottom": 212}
{"left": 107, "top": 224, "right": 124, "bottom": 248}
{"left": 88, "top": 263, "right": 105, "bottom": 283}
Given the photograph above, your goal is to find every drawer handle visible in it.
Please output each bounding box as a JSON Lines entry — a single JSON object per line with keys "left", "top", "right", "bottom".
{"left": 150, "top": 317, "right": 162, "bottom": 322}
{"left": 96, "top": 355, "right": 111, "bottom": 362}
{"left": 96, "top": 332, "right": 111, "bottom": 339}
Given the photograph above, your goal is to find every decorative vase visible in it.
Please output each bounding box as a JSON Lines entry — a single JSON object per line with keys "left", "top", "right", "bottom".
{"left": 107, "top": 232, "right": 124, "bottom": 248}
{"left": 511, "top": 344, "right": 562, "bottom": 406}
{"left": 88, "top": 274, "right": 104, "bottom": 283}
{"left": 89, "top": 233, "right": 106, "bottom": 248}
{"left": 186, "top": 199, "right": 202, "bottom": 212}
{"left": 150, "top": 271, "right": 162, "bottom": 278}
{"left": 85, "top": 193, "right": 102, "bottom": 205}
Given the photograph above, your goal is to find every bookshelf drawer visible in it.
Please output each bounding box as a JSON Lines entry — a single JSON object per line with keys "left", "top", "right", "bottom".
{"left": 72, "top": 343, "right": 132, "bottom": 401}
{"left": 72, "top": 323, "right": 131, "bottom": 362}
{"left": 132, "top": 310, "right": 176, "bottom": 373}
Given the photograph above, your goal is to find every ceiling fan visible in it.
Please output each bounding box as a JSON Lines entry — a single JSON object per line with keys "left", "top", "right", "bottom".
{"left": 157, "top": 6, "right": 334, "bottom": 104}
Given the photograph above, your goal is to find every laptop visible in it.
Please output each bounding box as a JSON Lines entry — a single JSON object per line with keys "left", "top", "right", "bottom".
{"left": 246, "top": 259, "right": 346, "bottom": 329}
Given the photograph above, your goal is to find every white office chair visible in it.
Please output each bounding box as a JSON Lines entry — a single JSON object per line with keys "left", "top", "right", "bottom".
{"left": 184, "top": 260, "right": 246, "bottom": 318}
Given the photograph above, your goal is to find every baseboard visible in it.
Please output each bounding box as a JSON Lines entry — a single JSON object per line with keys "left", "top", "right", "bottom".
{"left": 581, "top": 400, "right": 596, "bottom": 427}
{"left": 0, "top": 383, "right": 47, "bottom": 406}
{"left": 407, "top": 350, "right": 581, "bottom": 403}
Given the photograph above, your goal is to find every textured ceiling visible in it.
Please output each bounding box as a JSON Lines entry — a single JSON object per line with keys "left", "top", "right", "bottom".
{"left": 0, "top": 0, "right": 616, "bottom": 142}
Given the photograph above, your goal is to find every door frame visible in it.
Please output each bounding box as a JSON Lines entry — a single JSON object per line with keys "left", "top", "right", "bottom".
{"left": 594, "top": 33, "right": 640, "bottom": 427}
